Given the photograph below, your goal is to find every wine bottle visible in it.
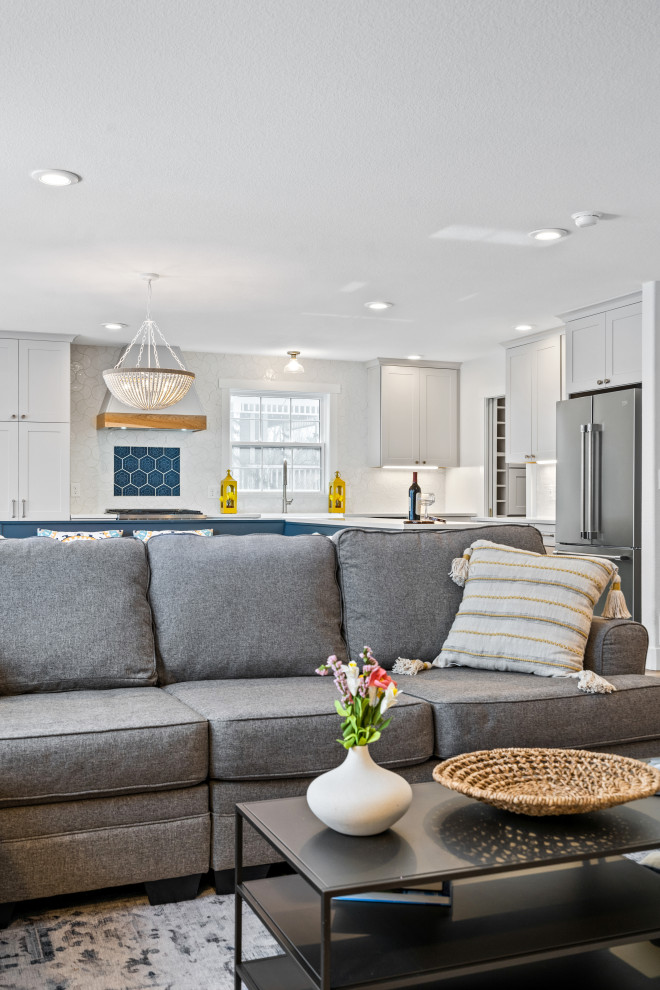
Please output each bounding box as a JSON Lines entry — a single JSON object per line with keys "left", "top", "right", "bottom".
{"left": 408, "top": 472, "right": 421, "bottom": 521}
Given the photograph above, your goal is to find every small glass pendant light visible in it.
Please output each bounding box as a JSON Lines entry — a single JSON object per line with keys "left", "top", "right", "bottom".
{"left": 284, "top": 350, "right": 305, "bottom": 374}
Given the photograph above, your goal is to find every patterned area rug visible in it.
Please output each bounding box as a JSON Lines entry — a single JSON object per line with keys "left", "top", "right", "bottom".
{"left": 2, "top": 863, "right": 660, "bottom": 990}
{"left": 0, "top": 876, "right": 280, "bottom": 990}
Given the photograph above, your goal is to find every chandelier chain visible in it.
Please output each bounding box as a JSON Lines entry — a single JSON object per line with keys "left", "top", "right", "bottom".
{"left": 112, "top": 278, "right": 186, "bottom": 372}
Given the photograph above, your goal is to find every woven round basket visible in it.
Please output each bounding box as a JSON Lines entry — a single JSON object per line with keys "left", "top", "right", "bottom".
{"left": 432, "top": 748, "right": 660, "bottom": 816}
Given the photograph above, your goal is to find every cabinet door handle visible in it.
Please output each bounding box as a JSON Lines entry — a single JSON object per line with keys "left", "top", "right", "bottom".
{"left": 597, "top": 380, "right": 603, "bottom": 385}
{"left": 422, "top": 460, "right": 426, "bottom": 464}
{"left": 11, "top": 499, "right": 16, "bottom": 518}
{"left": 21, "top": 499, "right": 26, "bottom": 518}
{"left": 20, "top": 414, "right": 26, "bottom": 419}
{"left": 604, "top": 378, "right": 611, "bottom": 384}
{"left": 10, "top": 413, "right": 16, "bottom": 419}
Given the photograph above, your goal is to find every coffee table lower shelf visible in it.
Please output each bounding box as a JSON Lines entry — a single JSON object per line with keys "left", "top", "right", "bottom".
{"left": 236, "top": 860, "right": 660, "bottom": 990}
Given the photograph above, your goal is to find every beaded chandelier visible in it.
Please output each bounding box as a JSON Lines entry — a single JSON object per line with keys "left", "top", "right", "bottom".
{"left": 102, "top": 275, "right": 194, "bottom": 411}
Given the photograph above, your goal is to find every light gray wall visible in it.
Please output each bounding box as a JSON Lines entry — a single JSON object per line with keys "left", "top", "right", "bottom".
{"left": 70, "top": 345, "right": 446, "bottom": 516}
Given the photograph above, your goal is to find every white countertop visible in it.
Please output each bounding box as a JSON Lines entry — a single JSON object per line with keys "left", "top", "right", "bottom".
{"left": 71, "top": 512, "right": 553, "bottom": 530}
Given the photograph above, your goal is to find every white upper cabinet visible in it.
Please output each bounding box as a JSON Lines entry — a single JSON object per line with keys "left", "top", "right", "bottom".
{"left": 506, "top": 334, "right": 562, "bottom": 463}
{"left": 565, "top": 298, "right": 641, "bottom": 395}
{"left": 0, "top": 337, "right": 70, "bottom": 423}
{"left": 607, "top": 302, "right": 642, "bottom": 388}
{"left": 419, "top": 367, "right": 459, "bottom": 467}
{"left": 18, "top": 339, "right": 71, "bottom": 422}
{"left": 0, "top": 339, "right": 19, "bottom": 421}
{"left": 380, "top": 365, "right": 420, "bottom": 465}
{"left": 368, "top": 362, "right": 459, "bottom": 468}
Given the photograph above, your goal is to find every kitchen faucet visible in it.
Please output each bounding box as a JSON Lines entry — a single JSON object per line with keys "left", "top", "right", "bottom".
{"left": 282, "top": 459, "right": 293, "bottom": 514}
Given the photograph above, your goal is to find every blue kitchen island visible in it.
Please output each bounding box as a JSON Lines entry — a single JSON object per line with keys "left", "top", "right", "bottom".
{"left": 0, "top": 513, "right": 489, "bottom": 539}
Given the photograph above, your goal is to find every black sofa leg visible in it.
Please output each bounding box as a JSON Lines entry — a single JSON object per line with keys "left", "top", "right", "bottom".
{"left": 0, "top": 903, "right": 15, "bottom": 929}
{"left": 145, "top": 873, "right": 202, "bottom": 906}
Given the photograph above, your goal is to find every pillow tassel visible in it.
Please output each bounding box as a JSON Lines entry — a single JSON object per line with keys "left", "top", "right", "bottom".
{"left": 450, "top": 547, "right": 473, "bottom": 587}
{"left": 602, "top": 572, "right": 631, "bottom": 619}
{"left": 574, "top": 670, "right": 617, "bottom": 694}
{"left": 392, "top": 658, "right": 432, "bottom": 676}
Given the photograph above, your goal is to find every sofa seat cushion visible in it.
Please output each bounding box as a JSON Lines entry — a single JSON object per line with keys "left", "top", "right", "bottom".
{"left": 333, "top": 525, "right": 546, "bottom": 666}
{"left": 164, "top": 678, "right": 434, "bottom": 780}
{"left": 401, "top": 667, "right": 660, "bottom": 758}
{"left": 0, "top": 537, "right": 156, "bottom": 693}
{"left": 0, "top": 688, "right": 208, "bottom": 808}
{"left": 148, "top": 534, "right": 347, "bottom": 683}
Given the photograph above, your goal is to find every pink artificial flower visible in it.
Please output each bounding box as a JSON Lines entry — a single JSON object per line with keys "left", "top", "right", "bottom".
{"left": 367, "top": 666, "right": 394, "bottom": 691}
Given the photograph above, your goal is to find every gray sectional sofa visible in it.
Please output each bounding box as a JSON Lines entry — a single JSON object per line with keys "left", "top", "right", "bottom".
{"left": 1, "top": 524, "right": 659, "bottom": 924}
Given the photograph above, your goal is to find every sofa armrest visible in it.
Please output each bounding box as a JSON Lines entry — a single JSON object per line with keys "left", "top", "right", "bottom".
{"left": 584, "top": 617, "right": 649, "bottom": 676}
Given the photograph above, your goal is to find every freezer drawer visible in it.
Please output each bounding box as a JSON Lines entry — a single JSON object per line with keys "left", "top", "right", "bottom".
{"left": 553, "top": 545, "right": 640, "bottom": 623}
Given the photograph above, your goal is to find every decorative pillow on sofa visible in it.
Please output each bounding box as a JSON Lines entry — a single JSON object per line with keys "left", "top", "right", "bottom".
{"left": 434, "top": 540, "right": 626, "bottom": 677}
{"left": 38, "top": 529, "right": 123, "bottom": 541}
{"left": 132, "top": 529, "right": 213, "bottom": 542}
{"left": 0, "top": 538, "right": 156, "bottom": 693}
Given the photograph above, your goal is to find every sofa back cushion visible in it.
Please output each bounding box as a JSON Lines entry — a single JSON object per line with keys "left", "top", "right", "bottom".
{"left": 0, "top": 538, "right": 156, "bottom": 694}
{"left": 147, "top": 534, "right": 347, "bottom": 682}
{"left": 333, "top": 525, "right": 546, "bottom": 665}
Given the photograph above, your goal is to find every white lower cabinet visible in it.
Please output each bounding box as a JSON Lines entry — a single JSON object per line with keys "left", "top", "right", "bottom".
{"left": 2, "top": 422, "right": 70, "bottom": 520}
{"left": 0, "top": 423, "right": 19, "bottom": 520}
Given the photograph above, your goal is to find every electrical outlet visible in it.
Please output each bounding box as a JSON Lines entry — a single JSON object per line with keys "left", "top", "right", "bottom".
{"left": 208, "top": 485, "right": 220, "bottom": 499}
{"left": 71, "top": 482, "right": 81, "bottom": 498}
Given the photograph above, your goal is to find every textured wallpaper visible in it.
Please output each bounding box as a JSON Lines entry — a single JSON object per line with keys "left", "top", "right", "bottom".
{"left": 70, "top": 345, "right": 446, "bottom": 516}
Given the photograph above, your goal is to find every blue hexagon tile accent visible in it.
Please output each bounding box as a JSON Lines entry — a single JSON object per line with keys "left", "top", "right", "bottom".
{"left": 114, "top": 446, "right": 180, "bottom": 496}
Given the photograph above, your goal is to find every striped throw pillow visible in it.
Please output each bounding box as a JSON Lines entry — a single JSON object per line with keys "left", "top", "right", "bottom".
{"left": 434, "top": 540, "right": 619, "bottom": 677}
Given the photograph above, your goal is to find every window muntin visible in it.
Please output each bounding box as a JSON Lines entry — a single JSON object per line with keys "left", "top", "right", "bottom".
{"left": 230, "top": 394, "right": 324, "bottom": 492}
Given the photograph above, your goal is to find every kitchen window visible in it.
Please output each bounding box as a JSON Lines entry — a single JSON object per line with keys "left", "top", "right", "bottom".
{"left": 230, "top": 393, "right": 326, "bottom": 492}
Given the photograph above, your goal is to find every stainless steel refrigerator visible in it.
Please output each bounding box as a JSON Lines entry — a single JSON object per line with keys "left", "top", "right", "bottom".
{"left": 555, "top": 387, "right": 641, "bottom": 620}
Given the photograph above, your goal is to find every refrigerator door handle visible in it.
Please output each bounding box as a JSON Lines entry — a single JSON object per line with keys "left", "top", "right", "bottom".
{"left": 580, "top": 423, "right": 600, "bottom": 540}
{"left": 591, "top": 423, "right": 602, "bottom": 538}
{"left": 580, "top": 424, "right": 588, "bottom": 539}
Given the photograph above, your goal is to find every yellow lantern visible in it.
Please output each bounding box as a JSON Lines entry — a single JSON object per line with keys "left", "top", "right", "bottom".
{"left": 329, "top": 471, "right": 346, "bottom": 513}
{"left": 220, "top": 469, "right": 238, "bottom": 514}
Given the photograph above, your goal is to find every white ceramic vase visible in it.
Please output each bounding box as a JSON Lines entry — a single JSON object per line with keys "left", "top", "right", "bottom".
{"left": 306, "top": 745, "right": 413, "bottom": 836}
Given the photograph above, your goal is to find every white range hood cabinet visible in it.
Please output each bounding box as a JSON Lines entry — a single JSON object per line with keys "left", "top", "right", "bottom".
{"left": 96, "top": 346, "right": 207, "bottom": 431}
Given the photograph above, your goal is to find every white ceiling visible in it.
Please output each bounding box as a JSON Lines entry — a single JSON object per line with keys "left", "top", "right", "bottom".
{"left": 2, "top": 0, "right": 660, "bottom": 362}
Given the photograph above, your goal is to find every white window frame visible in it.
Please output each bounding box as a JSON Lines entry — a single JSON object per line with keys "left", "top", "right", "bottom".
{"left": 219, "top": 379, "right": 340, "bottom": 497}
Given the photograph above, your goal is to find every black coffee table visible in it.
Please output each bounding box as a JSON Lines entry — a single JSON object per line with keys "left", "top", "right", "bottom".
{"left": 234, "top": 781, "right": 660, "bottom": 990}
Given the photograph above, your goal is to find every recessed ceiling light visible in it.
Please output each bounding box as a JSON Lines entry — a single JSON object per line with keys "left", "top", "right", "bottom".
{"left": 514, "top": 324, "right": 535, "bottom": 332}
{"left": 30, "top": 168, "right": 82, "bottom": 186}
{"left": 364, "top": 300, "right": 394, "bottom": 310}
{"left": 528, "top": 228, "right": 569, "bottom": 242}
{"left": 101, "top": 323, "right": 128, "bottom": 331}
{"left": 407, "top": 354, "right": 422, "bottom": 360}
